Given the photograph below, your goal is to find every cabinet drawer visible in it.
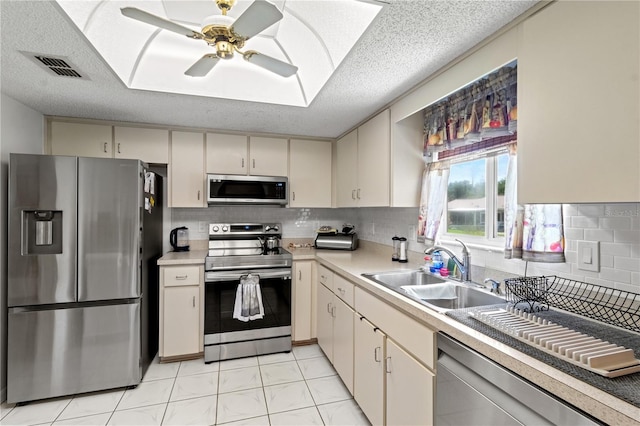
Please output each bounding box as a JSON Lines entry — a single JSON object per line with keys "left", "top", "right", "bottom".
{"left": 355, "top": 287, "right": 435, "bottom": 369}
{"left": 318, "top": 264, "right": 334, "bottom": 290}
{"left": 163, "top": 266, "right": 201, "bottom": 287}
{"left": 333, "top": 274, "right": 354, "bottom": 307}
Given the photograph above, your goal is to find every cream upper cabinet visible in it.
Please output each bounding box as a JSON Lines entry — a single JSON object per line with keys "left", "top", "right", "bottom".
{"left": 292, "top": 261, "right": 315, "bottom": 342}
{"left": 357, "top": 109, "right": 390, "bottom": 206}
{"left": 170, "top": 131, "right": 205, "bottom": 207}
{"left": 517, "top": 1, "right": 640, "bottom": 203}
{"left": 335, "top": 109, "right": 390, "bottom": 207}
{"left": 114, "top": 126, "right": 169, "bottom": 164}
{"left": 50, "top": 121, "right": 113, "bottom": 158}
{"left": 248, "top": 136, "right": 288, "bottom": 176}
{"left": 206, "top": 133, "right": 248, "bottom": 175}
{"left": 289, "top": 139, "right": 332, "bottom": 208}
{"left": 335, "top": 130, "right": 358, "bottom": 207}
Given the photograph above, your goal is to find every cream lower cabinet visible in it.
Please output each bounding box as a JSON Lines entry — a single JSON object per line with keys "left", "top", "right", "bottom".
{"left": 159, "top": 265, "right": 204, "bottom": 361}
{"left": 292, "top": 260, "right": 315, "bottom": 342}
{"left": 385, "top": 339, "right": 435, "bottom": 426}
{"left": 354, "top": 317, "right": 386, "bottom": 426}
{"left": 354, "top": 286, "right": 435, "bottom": 426}
{"left": 316, "top": 268, "right": 355, "bottom": 394}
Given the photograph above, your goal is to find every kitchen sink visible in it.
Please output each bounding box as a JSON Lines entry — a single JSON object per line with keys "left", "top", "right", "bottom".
{"left": 362, "top": 269, "right": 506, "bottom": 312}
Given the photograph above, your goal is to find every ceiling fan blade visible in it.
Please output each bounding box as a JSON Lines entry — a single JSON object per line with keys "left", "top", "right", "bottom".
{"left": 243, "top": 51, "right": 297, "bottom": 77}
{"left": 231, "top": 0, "right": 283, "bottom": 39}
{"left": 185, "top": 54, "right": 220, "bottom": 77}
{"left": 121, "top": 7, "right": 203, "bottom": 38}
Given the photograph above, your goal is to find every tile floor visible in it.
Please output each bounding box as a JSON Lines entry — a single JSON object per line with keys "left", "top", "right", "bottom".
{"left": 0, "top": 345, "right": 370, "bottom": 426}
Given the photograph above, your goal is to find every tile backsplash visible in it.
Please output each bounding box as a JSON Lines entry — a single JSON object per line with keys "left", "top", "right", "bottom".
{"left": 171, "top": 203, "right": 639, "bottom": 293}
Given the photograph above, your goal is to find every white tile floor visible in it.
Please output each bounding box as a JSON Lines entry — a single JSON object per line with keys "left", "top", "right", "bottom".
{"left": 0, "top": 345, "right": 370, "bottom": 426}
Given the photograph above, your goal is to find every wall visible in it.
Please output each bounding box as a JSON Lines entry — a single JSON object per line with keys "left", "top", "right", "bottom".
{"left": 0, "top": 93, "right": 45, "bottom": 402}
{"left": 175, "top": 203, "right": 639, "bottom": 296}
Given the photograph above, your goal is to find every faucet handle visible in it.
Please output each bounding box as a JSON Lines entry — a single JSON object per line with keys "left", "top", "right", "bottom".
{"left": 484, "top": 278, "right": 501, "bottom": 294}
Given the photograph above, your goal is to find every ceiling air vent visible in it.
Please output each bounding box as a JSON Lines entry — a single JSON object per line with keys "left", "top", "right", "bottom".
{"left": 23, "top": 52, "right": 88, "bottom": 79}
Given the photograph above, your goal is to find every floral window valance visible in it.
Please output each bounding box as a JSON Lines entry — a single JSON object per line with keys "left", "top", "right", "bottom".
{"left": 423, "top": 63, "right": 517, "bottom": 155}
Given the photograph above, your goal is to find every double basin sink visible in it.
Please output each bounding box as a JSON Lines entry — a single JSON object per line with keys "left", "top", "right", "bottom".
{"left": 362, "top": 269, "right": 505, "bottom": 313}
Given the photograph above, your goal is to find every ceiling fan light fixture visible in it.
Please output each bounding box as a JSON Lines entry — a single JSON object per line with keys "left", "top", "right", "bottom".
{"left": 216, "top": 41, "right": 235, "bottom": 59}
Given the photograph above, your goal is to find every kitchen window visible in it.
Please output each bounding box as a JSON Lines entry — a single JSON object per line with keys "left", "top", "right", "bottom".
{"left": 443, "top": 150, "right": 508, "bottom": 245}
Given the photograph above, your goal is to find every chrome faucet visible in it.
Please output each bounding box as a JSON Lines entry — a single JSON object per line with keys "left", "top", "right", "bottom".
{"left": 424, "top": 239, "right": 471, "bottom": 283}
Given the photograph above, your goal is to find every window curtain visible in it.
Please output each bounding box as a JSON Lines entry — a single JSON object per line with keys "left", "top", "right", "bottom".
{"left": 503, "top": 144, "right": 565, "bottom": 262}
{"left": 418, "top": 161, "right": 450, "bottom": 245}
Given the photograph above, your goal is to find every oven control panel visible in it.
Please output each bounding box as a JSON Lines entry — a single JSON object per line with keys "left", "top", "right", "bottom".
{"left": 209, "top": 223, "right": 281, "bottom": 236}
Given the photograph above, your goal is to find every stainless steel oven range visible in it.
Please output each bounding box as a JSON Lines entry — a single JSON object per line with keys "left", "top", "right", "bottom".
{"left": 204, "top": 223, "right": 292, "bottom": 363}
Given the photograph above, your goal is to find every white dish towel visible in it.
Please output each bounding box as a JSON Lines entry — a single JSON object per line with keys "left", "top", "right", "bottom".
{"left": 233, "top": 274, "right": 265, "bottom": 322}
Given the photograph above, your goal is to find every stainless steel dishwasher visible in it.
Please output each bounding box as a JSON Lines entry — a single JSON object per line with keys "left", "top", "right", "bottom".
{"left": 436, "top": 333, "right": 603, "bottom": 425}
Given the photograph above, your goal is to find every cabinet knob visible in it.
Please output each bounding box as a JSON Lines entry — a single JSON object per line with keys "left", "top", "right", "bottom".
{"left": 292, "top": 191, "right": 296, "bottom": 201}
{"left": 252, "top": 159, "right": 256, "bottom": 169}
{"left": 175, "top": 275, "right": 187, "bottom": 280}
{"left": 327, "top": 302, "right": 332, "bottom": 314}
{"left": 117, "top": 143, "right": 121, "bottom": 154}
{"left": 242, "top": 158, "right": 245, "bottom": 168}
{"left": 374, "top": 346, "right": 381, "bottom": 362}
{"left": 351, "top": 190, "right": 356, "bottom": 200}
{"left": 298, "top": 270, "right": 302, "bottom": 280}
{"left": 192, "top": 296, "right": 195, "bottom": 307}
{"left": 197, "top": 190, "right": 201, "bottom": 200}
{"left": 103, "top": 142, "right": 108, "bottom": 153}
{"left": 357, "top": 189, "right": 361, "bottom": 199}
{"left": 385, "top": 356, "right": 392, "bottom": 373}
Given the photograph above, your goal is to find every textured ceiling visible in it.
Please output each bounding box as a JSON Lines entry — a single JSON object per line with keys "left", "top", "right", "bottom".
{"left": 0, "top": 0, "right": 540, "bottom": 139}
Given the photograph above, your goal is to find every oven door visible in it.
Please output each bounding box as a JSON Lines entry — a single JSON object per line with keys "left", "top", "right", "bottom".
{"left": 204, "top": 268, "right": 292, "bottom": 362}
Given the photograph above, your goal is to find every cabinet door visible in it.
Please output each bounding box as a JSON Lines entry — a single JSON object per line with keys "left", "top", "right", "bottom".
{"left": 50, "top": 121, "right": 112, "bottom": 158}
{"left": 249, "top": 136, "right": 288, "bottom": 176}
{"left": 332, "top": 298, "right": 355, "bottom": 395}
{"left": 170, "top": 131, "right": 205, "bottom": 207}
{"left": 293, "top": 261, "right": 313, "bottom": 342}
{"left": 518, "top": 1, "right": 640, "bottom": 203}
{"left": 335, "top": 130, "right": 358, "bottom": 207}
{"left": 354, "top": 317, "right": 385, "bottom": 426}
{"left": 316, "top": 283, "right": 334, "bottom": 362}
{"left": 357, "top": 109, "right": 390, "bottom": 207}
{"left": 289, "top": 139, "right": 332, "bottom": 207}
{"left": 386, "top": 339, "right": 435, "bottom": 426}
{"left": 163, "top": 286, "right": 200, "bottom": 358}
{"left": 206, "top": 133, "right": 248, "bottom": 175}
{"left": 114, "top": 127, "right": 169, "bottom": 164}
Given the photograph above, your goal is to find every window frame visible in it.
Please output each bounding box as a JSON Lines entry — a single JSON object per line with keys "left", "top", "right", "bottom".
{"left": 440, "top": 148, "right": 508, "bottom": 249}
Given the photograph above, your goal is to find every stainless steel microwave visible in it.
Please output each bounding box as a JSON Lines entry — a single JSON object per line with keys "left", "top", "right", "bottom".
{"left": 206, "top": 174, "right": 288, "bottom": 205}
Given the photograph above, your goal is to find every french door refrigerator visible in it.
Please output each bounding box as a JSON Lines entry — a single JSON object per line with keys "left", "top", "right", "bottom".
{"left": 7, "top": 153, "right": 162, "bottom": 404}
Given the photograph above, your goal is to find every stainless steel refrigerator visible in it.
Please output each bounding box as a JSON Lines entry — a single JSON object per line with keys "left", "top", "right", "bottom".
{"left": 7, "top": 153, "right": 163, "bottom": 404}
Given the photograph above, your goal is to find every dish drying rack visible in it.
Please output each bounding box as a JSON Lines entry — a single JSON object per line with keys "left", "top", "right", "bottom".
{"left": 504, "top": 275, "right": 640, "bottom": 334}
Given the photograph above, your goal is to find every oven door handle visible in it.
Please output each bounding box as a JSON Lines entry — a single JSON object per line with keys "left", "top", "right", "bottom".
{"left": 205, "top": 269, "right": 291, "bottom": 282}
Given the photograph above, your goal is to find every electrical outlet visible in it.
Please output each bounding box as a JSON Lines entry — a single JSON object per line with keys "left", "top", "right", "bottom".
{"left": 408, "top": 225, "right": 417, "bottom": 241}
{"left": 314, "top": 221, "right": 320, "bottom": 230}
{"left": 371, "top": 222, "right": 375, "bottom": 235}
{"left": 198, "top": 221, "right": 207, "bottom": 233}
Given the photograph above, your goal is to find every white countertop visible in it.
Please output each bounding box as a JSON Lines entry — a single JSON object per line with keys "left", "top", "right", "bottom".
{"left": 158, "top": 241, "right": 640, "bottom": 424}
{"left": 305, "top": 242, "right": 640, "bottom": 426}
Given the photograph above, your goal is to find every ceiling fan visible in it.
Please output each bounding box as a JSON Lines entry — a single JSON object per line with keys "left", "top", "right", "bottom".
{"left": 121, "top": 0, "right": 298, "bottom": 78}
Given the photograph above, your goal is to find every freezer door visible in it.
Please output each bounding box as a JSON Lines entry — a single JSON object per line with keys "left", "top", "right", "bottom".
{"left": 8, "top": 154, "right": 78, "bottom": 306}
{"left": 7, "top": 302, "right": 141, "bottom": 404}
{"left": 78, "top": 158, "right": 142, "bottom": 301}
